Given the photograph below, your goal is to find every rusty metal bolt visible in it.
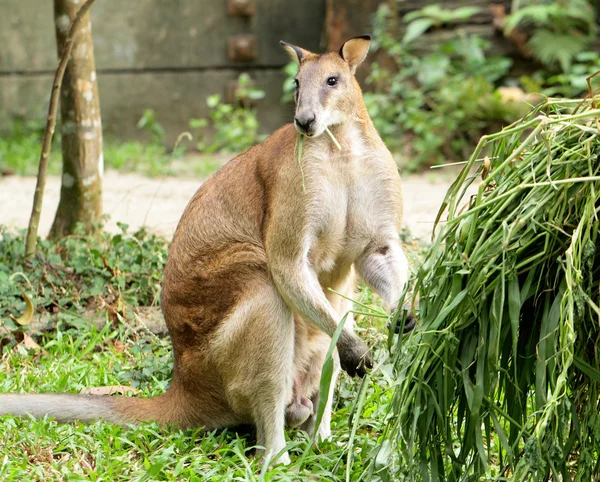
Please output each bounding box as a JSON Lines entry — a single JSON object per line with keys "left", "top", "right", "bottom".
{"left": 227, "top": 0, "right": 256, "bottom": 17}
{"left": 227, "top": 34, "right": 258, "bottom": 62}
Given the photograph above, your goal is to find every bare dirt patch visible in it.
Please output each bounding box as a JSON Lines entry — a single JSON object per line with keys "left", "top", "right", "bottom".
{"left": 0, "top": 169, "right": 468, "bottom": 241}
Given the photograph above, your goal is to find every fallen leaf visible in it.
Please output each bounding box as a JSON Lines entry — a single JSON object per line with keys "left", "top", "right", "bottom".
{"left": 10, "top": 290, "right": 35, "bottom": 326}
{"left": 11, "top": 332, "right": 41, "bottom": 354}
{"left": 112, "top": 340, "right": 126, "bottom": 352}
{"left": 80, "top": 386, "right": 139, "bottom": 396}
{"left": 21, "top": 334, "right": 40, "bottom": 351}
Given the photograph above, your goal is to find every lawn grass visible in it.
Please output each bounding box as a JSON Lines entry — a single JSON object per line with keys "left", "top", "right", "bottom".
{"left": 0, "top": 298, "right": 393, "bottom": 481}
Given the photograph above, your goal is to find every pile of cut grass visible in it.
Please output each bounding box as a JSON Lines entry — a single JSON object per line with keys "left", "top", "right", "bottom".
{"left": 373, "top": 98, "right": 600, "bottom": 481}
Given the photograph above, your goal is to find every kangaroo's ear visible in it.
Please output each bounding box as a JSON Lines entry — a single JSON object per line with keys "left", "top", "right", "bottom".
{"left": 339, "top": 35, "right": 371, "bottom": 74}
{"left": 280, "top": 41, "right": 312, "bottom": 65}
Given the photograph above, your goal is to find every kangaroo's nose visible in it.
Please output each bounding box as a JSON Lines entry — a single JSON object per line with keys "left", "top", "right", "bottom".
{"left": 294, "top": 114, "right": 316, "bottom": 134}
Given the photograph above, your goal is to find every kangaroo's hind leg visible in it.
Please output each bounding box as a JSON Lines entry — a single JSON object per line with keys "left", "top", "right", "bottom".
{"left": 211, "top": 278, "right": 296, "bottom": 466}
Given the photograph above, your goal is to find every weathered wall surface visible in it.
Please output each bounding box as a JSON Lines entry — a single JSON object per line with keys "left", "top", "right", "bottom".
{"left": 0, "top": 0, "right": 326, "bottom": 142}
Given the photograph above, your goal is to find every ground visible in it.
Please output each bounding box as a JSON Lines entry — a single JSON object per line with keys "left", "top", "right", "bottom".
{"left": 0, "top": 169, "right": 462, "bottom": 241}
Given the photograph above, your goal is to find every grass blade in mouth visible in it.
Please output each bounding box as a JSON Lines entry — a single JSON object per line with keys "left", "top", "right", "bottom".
{"left": 296, "top": 133, "right": 306, "bottom": 192}
{"left": 325, "top": 126, "right": 342, "bottom": 151}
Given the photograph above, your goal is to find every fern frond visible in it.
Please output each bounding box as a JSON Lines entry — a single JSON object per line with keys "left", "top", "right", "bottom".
{"left": 528, "top": 30, "right": 588, "bottom": 72}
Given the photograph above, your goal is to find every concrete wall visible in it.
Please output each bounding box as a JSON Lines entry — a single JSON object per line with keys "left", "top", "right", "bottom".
{"left": 0, "top": 0, "right": 326, "bottom": 143}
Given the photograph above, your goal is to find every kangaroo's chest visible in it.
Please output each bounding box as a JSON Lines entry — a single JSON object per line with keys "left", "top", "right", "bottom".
{"left": 307, "top": 154, "right": 401, "bottom": 276}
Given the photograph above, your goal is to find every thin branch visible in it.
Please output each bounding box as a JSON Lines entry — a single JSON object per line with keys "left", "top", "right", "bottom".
{"left": 25, "top": 0, "right": 98, "bottom": 258}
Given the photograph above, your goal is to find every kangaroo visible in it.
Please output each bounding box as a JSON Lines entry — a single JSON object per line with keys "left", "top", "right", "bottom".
{"left": 0, "top": 35, "right": 409, "bottom": 466}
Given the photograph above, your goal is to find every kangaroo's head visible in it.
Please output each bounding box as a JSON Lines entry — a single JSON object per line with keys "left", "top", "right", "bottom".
{"left": 280, "top": 35, "right": 371, "bottom": 138}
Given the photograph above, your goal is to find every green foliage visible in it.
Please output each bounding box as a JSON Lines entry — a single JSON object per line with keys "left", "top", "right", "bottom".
{"left": 103, "top": 141, "right": 173, "bottom": 177}
{"left": 371, "top": 99, "right": 600, "bottom": 480}
{"left": 528, "top": 30, "right": 588, "bottom": 73}
{"left": 0, "top": 223, "right": 167, "bottom": 339}
{"left": 505, "top": 0, "right": 597, "bottom": 72}
{"left": 522, "top": 50, "right": 600, "bottom": 98}
{"left": 0, "top": 113, "right": 221, "bottom": 179}
{"left": 136, "top": 108, "right": 166, "bottom": 145}
{"left": 0, "top": 119, "right": 61, "bottom": 176}
{"left": 281, "top": 61, "right": 298, "bottom": 104}
{"left": 0, "top": 116, "right": 173, "bottom": 178}
{"left": 190, "top": 73, "right": 266, "bottom": 153}
{"left": 366, "top": 4, "right": 522, "bottom": 170}
{"left": 402, "top": 4, "right": 481, "bottom": 44}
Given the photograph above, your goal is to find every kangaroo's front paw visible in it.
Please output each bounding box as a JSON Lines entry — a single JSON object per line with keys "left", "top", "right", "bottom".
{"left": 338, "top": 336, "right": 372, "bottom": 377}
{"left": 391, "top": 308, "right": 416, "bottom": 334}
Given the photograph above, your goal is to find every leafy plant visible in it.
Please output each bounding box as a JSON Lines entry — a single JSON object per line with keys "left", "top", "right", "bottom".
{"left": 522, "top": 51, "right": 600, "bottom": 98}
{"left": 136, "top": 109, "right": 166, "bottom": 145}
{"left": 0, "top": 116, "right": 194, "bottom": 178}
{"left": 402, "top": 4, "right": 480, "bottom": 44}
{"left": 0, "top": 109, "right": 219, "bottom": 178}
{"left": 190, "top": 73, "right": 266, "bottom": 153}
{"left": 281, "top": 61, "right": 298, "bottom": 104}
{"left": 103, "top": 141, "right": 172, "bottom": 177}
{"left": 0, "top": 223, "right": 168, "bottom": 342}
{"left": 0, "top": 119, "right": 61, "bottom": 176}
{"left": 370, "top": 98, "right": 600, "bottom": 480}
{"left": 366, "top": 4, "right": 519, "bottom": 170}
{"left": 504, "top": 0, "right": 598, "bottom": 72}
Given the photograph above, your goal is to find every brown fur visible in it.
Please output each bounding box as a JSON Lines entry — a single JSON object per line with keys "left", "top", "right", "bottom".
{"left": 0, "top": 36, "right": 409, "bottom": 467}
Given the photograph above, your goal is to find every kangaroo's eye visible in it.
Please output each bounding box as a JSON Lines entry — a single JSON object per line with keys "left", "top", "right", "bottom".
{"left": 326, "top": 77, "right": 338, "bottom": 87}
{"left": 294, "top": 78, "right": 299, "bottom": 89}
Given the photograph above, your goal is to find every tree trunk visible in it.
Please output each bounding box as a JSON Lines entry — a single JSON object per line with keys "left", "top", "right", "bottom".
{"left": 49, "top": 0, "right": 103, "bottom": 238}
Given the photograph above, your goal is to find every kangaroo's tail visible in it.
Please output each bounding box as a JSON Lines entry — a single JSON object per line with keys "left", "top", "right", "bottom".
{"left": 0, "top": 387, "right": 192, "bottom": 427}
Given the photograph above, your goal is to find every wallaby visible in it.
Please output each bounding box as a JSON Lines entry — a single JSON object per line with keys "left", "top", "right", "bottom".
{"left": 0, "top": 35, "right": 410, "bottom": 466}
